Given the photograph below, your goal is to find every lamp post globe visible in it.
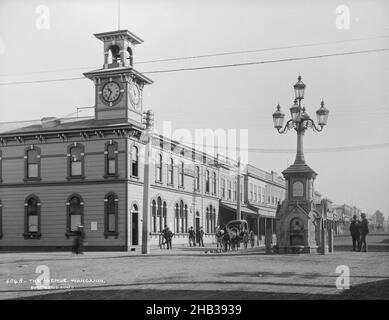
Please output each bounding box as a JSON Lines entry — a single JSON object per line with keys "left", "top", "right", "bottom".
{"left": 316, "top": 100, "right": 329, "bottom": 127}
{"left": 293, "top": 75, "right": 306, "bottom": 100}
{"left": 272, "top": 104, "right": 285, "bottom": 129}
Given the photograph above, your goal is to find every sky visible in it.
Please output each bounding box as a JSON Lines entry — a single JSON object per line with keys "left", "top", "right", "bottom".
{"left": 0, "top": 0, "right": 388, "bottom": 218}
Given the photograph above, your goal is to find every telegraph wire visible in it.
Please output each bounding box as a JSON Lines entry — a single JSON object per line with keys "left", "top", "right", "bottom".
{"left": 142, "top": 48, "right": 389, "bottom": 74}
{"left": 1, "top": 34, "right": 388, "bottom": 77}
{"left": 0, "top": 47, "right": 388, "bottom": 85}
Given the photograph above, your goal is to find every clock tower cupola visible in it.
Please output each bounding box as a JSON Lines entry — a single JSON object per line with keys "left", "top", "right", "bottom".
{"left": 83, "top": 30, "right": 153, "bottom": 124}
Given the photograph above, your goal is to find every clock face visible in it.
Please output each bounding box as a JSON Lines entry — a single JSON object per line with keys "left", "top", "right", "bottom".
{"left": 129, "top": 83, "right": 141, "bottom": 107}
{"left": 102, "top": 82, "right": 121, "bottom": 103}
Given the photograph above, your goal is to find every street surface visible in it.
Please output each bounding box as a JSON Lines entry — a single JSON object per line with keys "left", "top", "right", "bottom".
{"left": 0, "top": 234, "right": 388, "bottom": 300}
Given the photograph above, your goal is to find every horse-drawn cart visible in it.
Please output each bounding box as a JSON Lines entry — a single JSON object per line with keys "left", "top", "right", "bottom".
{"left": 216, "top": 220, "right": 249, "bottom": 252}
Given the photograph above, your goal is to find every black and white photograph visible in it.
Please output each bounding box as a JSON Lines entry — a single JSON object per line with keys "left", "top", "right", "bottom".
{"left": 0, "top": 0, "right": 388, "bottom": 309}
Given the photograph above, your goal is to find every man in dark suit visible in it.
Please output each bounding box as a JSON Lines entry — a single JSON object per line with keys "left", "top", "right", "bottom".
{"left": 359, "top": 213, "right": 369, "bottom": 252}
{"left": 349, "top": 215, "right": 360, "bottom": 251}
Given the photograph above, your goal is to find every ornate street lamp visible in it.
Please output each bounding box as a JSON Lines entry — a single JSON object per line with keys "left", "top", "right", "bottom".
{"left": 272, "top": 75, "right": 329, "bottom": 164}
{"left": 272, "top": 75, "right": 331, "bottom": 255}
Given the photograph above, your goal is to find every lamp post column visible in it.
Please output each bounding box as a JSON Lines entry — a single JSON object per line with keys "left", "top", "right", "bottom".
{"left": 141, "top": 110, "right": 154, "bottom": 254}
{"left": 295, "top": 128, "right": 305, "bottom": 165}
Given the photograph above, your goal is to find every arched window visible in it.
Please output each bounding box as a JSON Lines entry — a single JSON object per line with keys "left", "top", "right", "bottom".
{"left": 66, "top": 195, "right": 84, "bottom": 238}
{"left": 162, "top": 201, "right": 167, "bottom": 230}
{"left": 131, "top": 145, "right": 139, "bottom": 177}
{"left": 212, "top": 207, "right": 216, "bottom": 233}
{"left": 107, "top": 45, "right": 121, "bottom": 65}
{"left": 179, "top": 201, "right": 183, "bottom": 233}
{"left": 205, "top": 170, "right": 210, "bottom": 193}
{"left": 24, "top": 146, "right": 41, "bottom": 180}
{"left": 24, "top": 195, "right": 41, "bottom": 239}
{"left": 194, "top": 166, "right": 200, "bottom": 191}
{"left": 127, "top": 47, "right": 133, "bottom": 66}
{"left": 157, "top": 197, "right": 162, "bottom": 232}
{"left": 178, "top": 162, "right": 184, "bottom": 187}
{"left": 67, "top": 143, "right": 85, "bottom": 179}
{"left": 213, "top": 172, "right": 217, "bottom": 195}
{"left": 105, "top": 141, "right": 118, "bottom": 177}
{"left": 183, "top": 204, "right": 188, "bottom": 233}
{"left": 206, "top": 208, "right": 210, "bottom": 233}
{"left": 104, "top": 193, "right": 118, "bottom": 238}
{"left": 175, "top": 203, "right": 179, "bottom": 233}
{"left": 0, "top": 200, "right": 2, "bottom": 239}
{"left": 156, "top": 154, "right": 162, "bottom": 182}
{"left": 221, "top": 179, "right": 226, "bottom": 198}
{"left": 168, "top": 158, "right": 174, "bottom": 184}
{"left": 151, "top": 200, "right": 157, "bottom": 233}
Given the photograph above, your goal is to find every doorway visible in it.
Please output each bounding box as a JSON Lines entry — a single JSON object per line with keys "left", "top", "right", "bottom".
{"left": 132, "top": 205, "right": 139, "bottom": 246}
{"left": 195, "top": 211, "right": 200, "bottom": 242}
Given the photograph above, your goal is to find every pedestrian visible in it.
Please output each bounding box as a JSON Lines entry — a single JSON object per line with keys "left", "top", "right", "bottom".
{"left": 349, "top": 215, "right": 360, "bottom": 251}
{"left": 72, "top": 225, "right": 85, "bottom": 255}
{"left": 164, "top": 226, "right": 173, "bottom": 249}
{"left": 249, "top": 229, "right": 255, "bottom": 248}
{"left": 243, "top": 230, "right": 249, "bottom": 249}
{"left": 359, "top": 213, "right": 369, "bottom": 252}
{"left": 159, "top": 230, "right": 166, "bottom": 249}
{"left": 188, "top": 226, "right": 196, "bottom": 247}
{"left": 198, "top": 226, "right": 205, "bottom": 247}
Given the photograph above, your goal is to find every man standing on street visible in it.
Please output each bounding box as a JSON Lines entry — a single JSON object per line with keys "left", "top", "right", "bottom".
{"left": 349, "top": 215, "right": 360, "bottom": 251}
{"left": 188, "top": 226, "right": 196, "bottom": 247}
{"left": 198, "top": 227, "right": 205, "bottom": 247}
{"left": 359, "top": 213, "right": 369, "bottom": 252}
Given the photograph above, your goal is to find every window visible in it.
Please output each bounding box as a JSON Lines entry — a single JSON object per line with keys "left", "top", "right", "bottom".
{"left": 156, "top": 154, "right": 162, "bottom": 182}
{"left": 221, "top": 179, "right": 226, "bottom": 198}
{"left": 213, "top": 172, "right": 217, "bottom": 195}
{"left": 262, "top": 187, "right": 265, "bottom": 203}
{"left": 206, "top": 208, "right": 210, "bottom": 233}
{"left": 105, "top": 141, "right": 118, "bottom": 177}
{"left": 175, "top": 203, "right": 179, "bottom": 233}
{"left": 183, "top": 204, "right": 188, "bottom": 233}
{"left": 259, "top": 187, "right": 262, "bottom": 203}
{"left": 159, "top": 138, "right": 164, "bottom": 150}
{"left": 104, "top": 193, "right": 118, "bottom": 238}
{"left": 66, "top": 195, "right": 84, "bottom": 238}
{"left": 227, "top": 180, "right": 232, "bottom": 200}
{"left": 192, "top": 149, "right": 195, "bottom": 161}
{"left": 0, "top": 200, "right": 2, "bottom": 239}
{"left": 168, "top": 158, "right": 174, "bottom": 184}
{"left": 233, "top": 181, "right": 237, "bottom": 201}
{"left": 202, "top": 153, "right": 206, "bottom": 164}
{"left": 157, "top": 197, "right": 165, "bottom": 233}
{"left": 67, "top": 143, "right": 85, "bottom": 179}
{"left": 24, "top": 195, "right": 41, "bottom": 239}
{"left": 24, "top": 146, "right": 41, "bottom": 181}
{"left": 205, "top": 170, "right": 210, "bottom": 193}
{"left": 249, "top": 183, "right": 253, "bottom": 201}
{"left": 151, "top": 200, "right": 157, "bottom": 233}
{"left": 194, "top": 166, "right": 200, "bottom": 190}
{"left": 175, "top": 201, "right": 187, "bottom": 233}
{"left": 131, "top": 145, "right": 139, "bottom": 177}
{"left": 254, "top": 185, "right": 258, "bottom": 202}
{"left": 206, "top": 205, "right": 216, "bottom": 234}
{"left": 178, "top": 162, "right": 184, "bottom": 187}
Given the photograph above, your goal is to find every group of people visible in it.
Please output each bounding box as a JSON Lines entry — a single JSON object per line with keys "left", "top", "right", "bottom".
{"left": 349, "top": 212, "right": 369, "bottom": 252}
{"left": 159, "top": 225, "right": 174, "bottom": 249}
{"left": 188, "top": 226, "right": 205, "bottom": 247}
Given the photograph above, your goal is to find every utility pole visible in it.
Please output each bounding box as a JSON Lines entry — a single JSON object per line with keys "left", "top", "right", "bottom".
{"left": 236, "top": 157, "right": 241, "bottom": 220}
{"left": 141, "top": 110, "right": 154, "bottom": 254}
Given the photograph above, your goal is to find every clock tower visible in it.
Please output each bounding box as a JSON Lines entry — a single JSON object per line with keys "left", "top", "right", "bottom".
{"left": 83, "top": 30, "right": 153, "bottom": 124}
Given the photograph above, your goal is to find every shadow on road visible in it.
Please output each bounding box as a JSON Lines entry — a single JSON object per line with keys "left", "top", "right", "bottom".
{"left": 12, "top": 279, "right": 389, "bottom": 300}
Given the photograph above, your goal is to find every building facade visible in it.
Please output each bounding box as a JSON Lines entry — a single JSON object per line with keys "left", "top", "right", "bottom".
{"left": 0, "top": 29, "right": 285, "bottom": 251}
